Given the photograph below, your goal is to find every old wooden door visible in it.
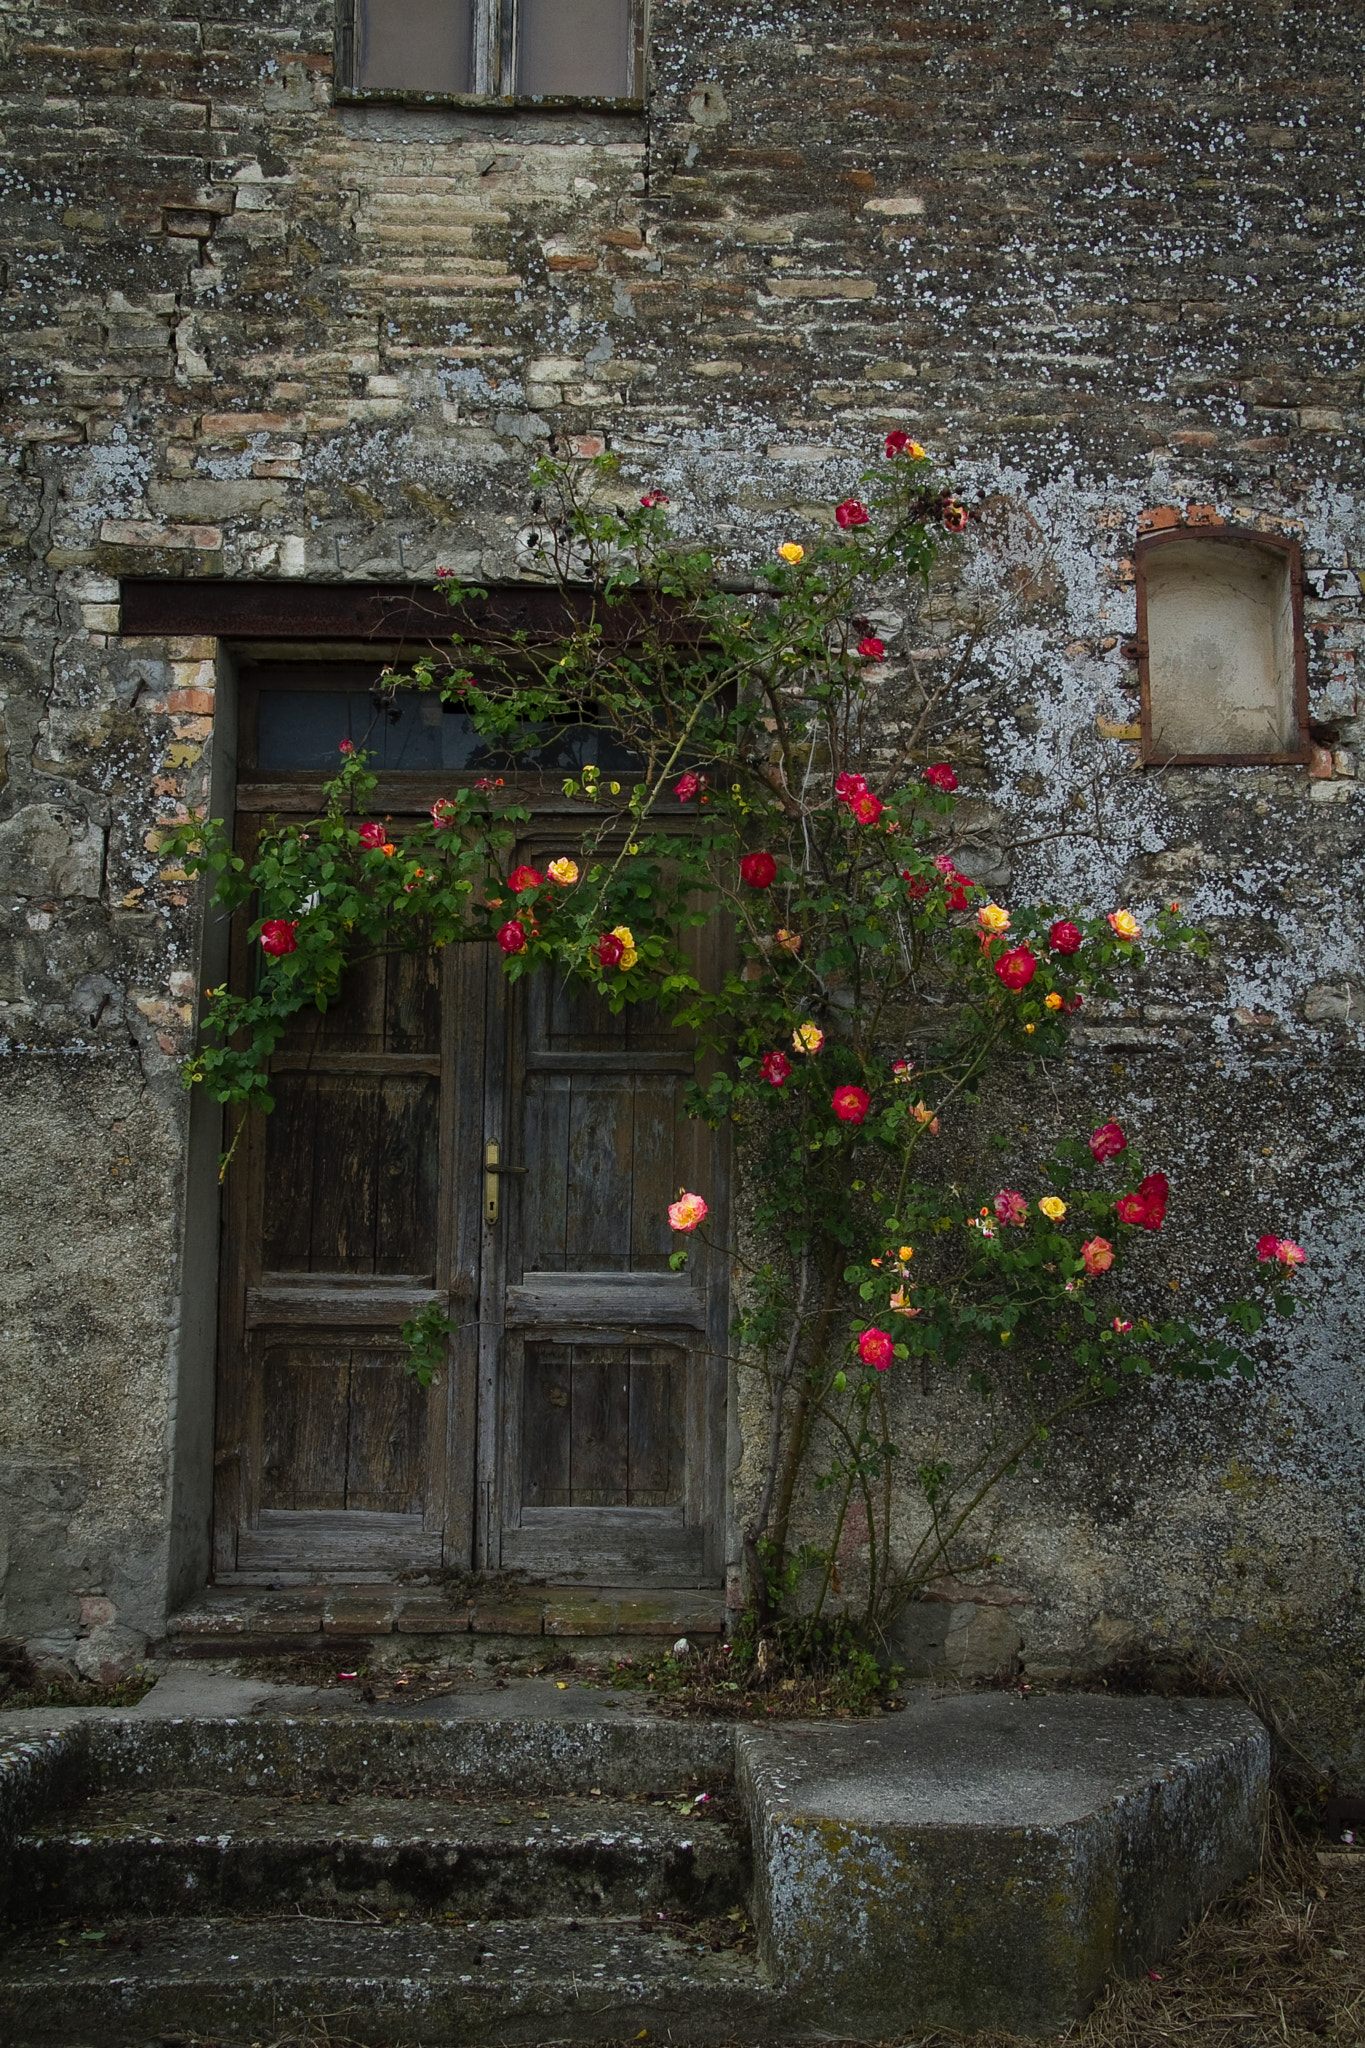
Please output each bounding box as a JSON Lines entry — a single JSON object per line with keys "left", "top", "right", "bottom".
{"left": 215, "top": 661, "right": 725, "bottom": 1586}
{"left": 480, "top": 890, "right": 728, "bottom": 1586}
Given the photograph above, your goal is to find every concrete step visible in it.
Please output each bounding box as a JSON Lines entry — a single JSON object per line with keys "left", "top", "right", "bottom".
{"left": 0, "top": 1913, "right": 773, "bottom": 2046}
{"left": 12, "top": 1786, "right": 747, "bottom": 1924}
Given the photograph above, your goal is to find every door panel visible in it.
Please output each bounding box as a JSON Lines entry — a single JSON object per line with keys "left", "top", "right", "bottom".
{"left": 214, "top": 798, "right": 475, "bottom": 1580}
{"left": 487, "top": 910, "right": 727, "bottom": 1586}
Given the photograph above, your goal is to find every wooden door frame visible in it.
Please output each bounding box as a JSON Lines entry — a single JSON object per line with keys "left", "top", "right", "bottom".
{"left": 207, "top": 640, "right": 729, "bottom": 1588}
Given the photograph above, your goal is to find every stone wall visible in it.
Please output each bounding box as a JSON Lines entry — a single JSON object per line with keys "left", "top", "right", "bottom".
{"left": 1, "top": 1, "right": 1361, "bottom": 1769}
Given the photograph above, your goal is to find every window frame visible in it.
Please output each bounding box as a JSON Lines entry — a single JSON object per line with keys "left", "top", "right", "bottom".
{"left": 1134, "top": 525, "right": 1311, "bottom": 769}
{"left": 334, "top": 0, "right": 647, "bottom": 108}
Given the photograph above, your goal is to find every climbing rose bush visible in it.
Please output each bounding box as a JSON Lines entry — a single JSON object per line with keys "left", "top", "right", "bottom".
{"left": 163, "top": 441, "right": 1304, "bottom": 1640}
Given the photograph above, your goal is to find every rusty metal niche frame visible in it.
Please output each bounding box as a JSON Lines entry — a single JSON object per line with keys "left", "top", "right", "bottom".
{"left": 1134, "top": 525, "right": 1311, "bottom": 770}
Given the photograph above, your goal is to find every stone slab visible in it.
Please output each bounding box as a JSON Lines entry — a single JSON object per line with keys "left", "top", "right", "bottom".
{"left": 737, "top": 1691, "right": 1269, "bottom": 2038}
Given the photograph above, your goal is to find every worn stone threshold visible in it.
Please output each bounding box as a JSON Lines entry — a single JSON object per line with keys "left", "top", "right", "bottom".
{"left": 164, "top": 1582, "right": 726, "bottom": 1655}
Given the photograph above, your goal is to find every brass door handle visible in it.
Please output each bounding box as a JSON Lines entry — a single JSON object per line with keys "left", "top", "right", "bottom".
{"left": 484, "top": 1141, "right": 526, "bottom": 1223}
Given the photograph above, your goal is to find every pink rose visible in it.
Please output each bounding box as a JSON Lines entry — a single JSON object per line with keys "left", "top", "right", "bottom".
{"left": 832, "top": 1085, "right": 870, "bottom": 1124}
{"left": 497, "top": 920, "right": 527, "bottom": 955}
{"left": 673, "top": 771, "right": 700, "bottom": 802}
{"left": 994, "top": 945, "right": 1038, "bottom": 992}
{"left": 259, "top": 919, "right": 298, "bottom": 957}
{"left": 760, "top": 1050, "right": 792, "bottom": 1088}
{"left": 858, "top": 1327, "right": 895, "bottom": 1371}
{"left": 835, "top": 772, "right": 868, "bottom": 803}
{"left": 1089, "top": 1121, "right": 1127, "bottom": 1163}
{"left": 358, "top": 822, "right": 386, "bottom": 848}
{"left": 668, "top": 1190, "right": 708, "bottom": 1232}
{"left": 857, "top": 635, "right": 885, "bottom": 660}
{"left": 1081, "top": 1236, "right": 1115, "bottom": 1276}
{"left": 430, "top": 799, "right": 458, "bottom": 829}
{"left": 993, "top": 1190, "right": 1028, "bottom": 1227}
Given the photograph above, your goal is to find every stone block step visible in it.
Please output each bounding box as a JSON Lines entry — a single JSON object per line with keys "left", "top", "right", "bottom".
{"left": 164, "top": 1582, "right": 726, "bottom": 1657}
{"left": 12, "top": 1787, "right": 747, "bottom": 1924}
{"left": 0, "top": 1914, "right": 775, "bottom": 2046}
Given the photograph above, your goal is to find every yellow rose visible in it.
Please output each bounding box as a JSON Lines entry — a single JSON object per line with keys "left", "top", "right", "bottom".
{"left": 1039, "top": 1195, "right": 1067, "bottom": 1221}
{"left": 1044, "top": 991, "right": 1063, "bottom": 1011}
{"left": 978, "top": 902, "right": 1011, "bottom": 935}
{"left": 792, "top": 1021, "right": 824, "bottom": 1054}
{"left": 547, "top": 858, "right": 579, "bottom": 885}
{"left": 778, "top": 542, "right": 804, "bottom": 564}
{"left": 1107, "top": 908, "right": 1142, "bottom": 942}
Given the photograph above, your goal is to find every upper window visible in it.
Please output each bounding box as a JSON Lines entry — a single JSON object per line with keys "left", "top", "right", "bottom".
{"left": 344, "top": 0, "right": 643, "bottom": 100}
{"left": 1135, "top": 528, "right": 1309, "bottom": 767}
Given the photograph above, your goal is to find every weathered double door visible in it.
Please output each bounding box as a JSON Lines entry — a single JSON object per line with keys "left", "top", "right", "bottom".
{"left": 216, "top": 763, "right": 726, "bottom": 1588}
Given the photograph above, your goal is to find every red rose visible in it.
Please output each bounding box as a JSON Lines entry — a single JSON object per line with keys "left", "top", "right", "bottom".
{"left": 850, "top": 791, "right": 883, "bottom": 826}
{"left": 1117, "top": 1173, "right": 1168, "bottom": 1231}
{"left": 1089, "top": 1121, "right": 1127, "bottom": 1163}
{"left": 1256, "top": 1233, "right": 1281, "bottom": 1263}
{"left": 430, "top": 799, "right": 458, "bottom": 829}
{"left": 259, "top": 919, "right": 298, "bottom": 957}
{"left": 640, "top": 490, "right": 669, "bottom": 508}
{"left": 832, "top": 1084, "right": 871, "bottom": 1124}
{"left": 885, "top": 430, "right": 912, "bottom": 456}
{"left": 994, "top": 945, "right": 1037, "bottom": 992}
{"left": 943, "top": 501, "right": 968, "bottom": 532}
{"left": 835, "top": 498, "right": 869, "bottom": 529}
{"left": 358, "top": 821, "right": 386, "bottom": 848}
{"left": 1049, "top": 920, "right": 1083, "bottom": 956}
{"left": 596, "top": 931, "right": 624, "bottom": 968}
{"left": 497, "top": 920, "right": 527, "bottom": 955}
{"left": 946, "top": 872, "right": 970, "bottom": 911}
{"left": 923, "top": 763, "right": 958, "bottom": 792}
{"left": 857, "top": 635, "right": 885, "bottom": 660}
{"left": 339, "top": 739, "right": 356, "bottom": 755}
{"left": 903, "top": 870, "right": 931, "bottom": 901}
{"left": 834, "top": 772, "right": 868, "bottom": 803}
{"left": 760, "top": 1050, "right": 791, "bottom": 1088}
{"left": 673, "top": 771, "right": 700, "bottom": 801}
{"left": 507, "top": 865, "right": 543, "bottom": 894}
{"left": 740, "top": 851, "right": 777, "bottom": 889}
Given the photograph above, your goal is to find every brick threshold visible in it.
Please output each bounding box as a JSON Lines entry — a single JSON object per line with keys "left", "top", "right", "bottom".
{"left": 163, "top": 1581, "right": 727, "bottom": 1656}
